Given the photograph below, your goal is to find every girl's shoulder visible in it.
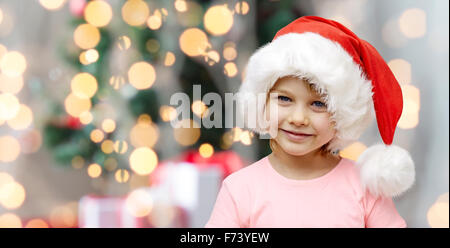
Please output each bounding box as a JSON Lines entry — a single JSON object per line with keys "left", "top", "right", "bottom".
{"left": 223, "top": 156, "right": 268, "bottom": 185}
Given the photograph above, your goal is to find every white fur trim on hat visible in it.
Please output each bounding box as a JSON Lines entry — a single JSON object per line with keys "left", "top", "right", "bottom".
{"left": 237, "top": 32, "right": 374, "bottom": 152}
{"left": 356, "top": 144, "right": 415, "bottom": 197}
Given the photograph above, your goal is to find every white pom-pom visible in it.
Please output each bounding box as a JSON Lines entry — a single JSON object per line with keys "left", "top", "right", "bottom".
{"left": 356, "top": 144, "right": 415, "bottom": 198}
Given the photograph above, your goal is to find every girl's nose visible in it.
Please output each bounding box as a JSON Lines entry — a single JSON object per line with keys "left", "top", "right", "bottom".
{"left": 288, "top": 106, "right": 310, "bottom": 126}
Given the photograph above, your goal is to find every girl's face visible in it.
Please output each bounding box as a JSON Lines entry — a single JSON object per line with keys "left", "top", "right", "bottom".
{"left": 266, "top": 76, "right": 336, "bottom": 156}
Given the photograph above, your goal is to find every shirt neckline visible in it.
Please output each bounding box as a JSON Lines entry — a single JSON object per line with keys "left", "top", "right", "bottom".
{"left": 264, "top": 155, "right": 345, "bottom": 186}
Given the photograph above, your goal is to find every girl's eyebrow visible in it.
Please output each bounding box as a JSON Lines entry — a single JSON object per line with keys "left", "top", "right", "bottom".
{"left": 270, "top": 88, "right": 291, "bottom": 95}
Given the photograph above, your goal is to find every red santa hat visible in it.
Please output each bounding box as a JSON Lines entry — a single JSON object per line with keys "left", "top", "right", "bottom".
{"left": 237, "top": 16, "right": 415, "bottom": 198}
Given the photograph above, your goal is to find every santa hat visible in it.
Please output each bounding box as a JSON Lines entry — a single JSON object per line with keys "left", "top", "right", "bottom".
{"left": 237, "top": 16, "right": 415, "bottom": 198}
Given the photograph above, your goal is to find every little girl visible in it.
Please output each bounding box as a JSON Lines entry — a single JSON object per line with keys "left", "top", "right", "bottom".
{"left": 205, "top": 16, "right": 415, "bottom": 228}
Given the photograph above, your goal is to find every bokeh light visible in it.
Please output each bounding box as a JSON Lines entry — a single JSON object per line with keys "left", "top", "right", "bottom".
{"left": 79, "top": 111, "right": 93, "bottom": 125}
{"left": 191, "top": 100, "right": 207, "bottom": 117}
{"left": 90, "top": 129, "right": 104, "bottom": 143}
{"left": 129, "top": 147, "right": 158, "bottom": 176}
{"left": 224, "top": 62, "right": 238, "bottom": 77}
{"left": 179, "top": 28, "right": 210, "bottom": 57}
{"left": 64, "top": 93, "right": 92, "bottom": 117}
{"left": 128, "top": 61, "right": 156, "bottom": 90}
{"left": 71, "top": 155, "right": 84, "bottom": 169}
{"left": 0, "top": 74, "right": 24, "bottom": 94}
{"left": 339, "top": 142, "right": 367, "bottom": 161}
{"left": 25, "top": 219, "right": 49, "bottom": 228}
{"left": 39, "top": 0, "right": 66, "bottom": 11}
{"left": 173, "top": 119, "right": 200, "bottom": 146}
{"left": 234, "top": 1, "right": 250, "bottom": 15}
{"left": 398, "top": 8, "right": 427, "bottom": 38}
{"left": 199, "top": 143, "right": 214, "bottom": 158}
{"left": 130, "top": 120, "right": 159, "bottom": 148}
{"left": 84, "top": 0, "right": 113, "bottom": 27}
{"left": 0, "top": 213, "right": 22, "bottom": 228}
{"left": 49, "top": 204, "right": 77, "bottom": 228}
{"left": 174, "top": 0, "right": 187, "bottom": 12}
{"left": 87, "top": 163, "right": 102, "bottom": 178}
{"left": 101, "top": 139, "right": 115, "bottom": 154}
{"left": 122, "top": 0, "right": 150, "bottom": 26}
{"left": 0, "top": 51, "right": 27, "bottom": 77}
{"left": 164, "top": 52, "right": 176, "bottom": 66}
{"left": 102, "top": 118, "right": 116, "bottom": 133}
{"left": 0, "top": 135, "right": 21, "bottom": 162}
{"left": 125, "top": 188, "right": 153, "bottom": 217}
{"left": 398, "top": 84, "right": 420, "bottom": 129}
{"left": 114, "top": 140, "right": 128, "bottom": 154}
{"left": 388, "top": 59, "right": 411, "bottom": 85}
{"left": 204, "top": 5, "right": 234, "bottom": 36}
{"left": 223, "top": 43, "right": 237, "bottom": 61}
{"left": 117, "top": 35, "right": 131, "bottom": 50}
{"left": 159, "top": 105, "right": 177, "bottom": 122}
{"left": 115, "top": 169, "right": 130, "bottom": 183}
{"left": 7, "top": 104, "right": 33, "bottom": 130}
{"left": 71, "top": 72, "right": 98, "bottom": 99}
{"left": 427, "top": 192, "right": 449, "bottom": 228}
{"left": 73, "top": 24, "right": 100, "bottom": 50}
{"left": 0, "top": 180, "right": 26, "bottom": 210}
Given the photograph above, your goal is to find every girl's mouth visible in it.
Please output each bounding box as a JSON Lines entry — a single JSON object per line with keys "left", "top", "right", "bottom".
{"left": 280, "top": 129, "right": 314, "bottom": 141}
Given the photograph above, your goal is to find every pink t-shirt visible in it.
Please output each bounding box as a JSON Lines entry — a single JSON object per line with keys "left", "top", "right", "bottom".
{"left": 205, "top": 156, "right": 407, "bottom": 228}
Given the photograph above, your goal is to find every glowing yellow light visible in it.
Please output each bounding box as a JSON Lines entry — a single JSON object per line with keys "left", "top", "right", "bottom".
{"left": 64, "top": 93, "right": 92, "bottom": 117}
{"left": 109, "top": 75, "right": 126, "bottom": 90}
{"left": 232, "top": 127, "right": 242, "bottom": 142}
{"left": 179, "top": 28, "right": 210, "bottom": 57}
{"left": 130, "top": 120, "right": 159, "bottom": 148}
{"left": 398, "top": 85, "right": 420, "bottom": 129}
{"left": 138, "top": 113, "right": 152, "bottom": 123}
{"left": 71, "top": 155, "right": 84, "bottom": 169}
{"left": 0, "top": 74, "right": 24, "bottom": 94}
{"left": 90, "top": 129, "right": 104, "bottom": 143}
{"left": 49, "top": 205, "right": 77, "bottom": 228}
{"left": 102, "top": 118, "right": 116, "bottom": 133}
{"left": 223, "top": 45, "right": 237, "bottom": 61}
{"left": 79, "top": 111, "right": 93, "bottom": 125}
{"left": 84, "top": 0, "right": 113, "bottom": 27}
{"left": 85, "top": 49, "right": 99, "bottom": 63}
{"left": 87, "top": 163, "right": 102, "bottom": 178}
{"left": 115, "top": 169, "right": 130, "bottom": 183}
{"left": 6, "top": 104, "right": 33, "bottom": 130}
{"left": 192, "top": 100, "right": 207, "bottom": 117}
{"left": 73, "top": 24, "right": 101, "bottom": 50}
{"left": 101, "top": 139, "right": 114, "bottom": 154}
{"left": 0, "top": 172, "right": 14, "bottom": 188}
{"left": 174, "top": 0, "right": 187, "bottom": 12}
{"left": 398, "top": 8, "right": 427, "bottom": 38}
{"left": 205, "top": 50, "right": 220, "bottom": 65}
{"left": 128, "top": 61, "right": 156, "bottom": 90}
{"left": 125, "top": 189, "right": 153, "bottom": 217}
{"left": 0, "top": 213, "right": 22, "bottom": 228}
{"left": 199, "top": 143, "right": 214, "bottom": 158}
{"left": 159, "top": 105, "right": 177, "bottom": 122}
{"left": 427, "top": 193, "right": 449, "bottom": 228}
{"left": 224, "top": 62, "right": 238, "bottom": 77}
{"left": 0, "top": 93, "right": 20, "bottom": 121}
{"left": 39, "top": 0, "right": 66, "bottom": 11}
{"left": 0, "top": 44, "right": 6, "bottom": 59}
{"left": 114, "top": 140, "right": 128, "bottom": 154}
{"left": 145, "top": 39, "right": 160, "bottom": 53}
{"left": 339, "top": 142, "right": 367, "bottom": 161}
{"left": 147, "top": 15, "right": 162, "bottom": 30}
{"left": 164, "top": 52, "right": 176, "bottom": 66}
{"left": 388, "top": 59, "right": 411, "bottom": 85}
{"left": 25, "top": 219, "right": 49, "bottom": 228}
{"left": 240, "top": 131, "right": 252, "bottom": 145}
{"left": 117, "top": 36, "right": 131, "bottom": 50}
{"left": 104, "top": 157, "right": 118, "bottom": 171}
{"left": 0, "top": 181, "right": 26, "bottom": 209}
{"left": 0, "top": 135, "right": 20, "bottom": 162}
{"left": 204, "top": 5, "right": 234, "bottom": 36}
{"left": 71, "top": 72, "right": 98, "bottom": 99}
{"left": 234, "top": 1, "right": 250, "bottom": 15}
{"left": 173, "top": 119, "right": 200, "bottom": 146}
{"left": 0, "top": 51, "right": 27, "bottom": 77}
{"left": 0, "top": 9, "right": 3, "bottom": 25}
{"left": 122, "top": 0, "right": 150, "bottom": 26}
{"left": 129, "top": 147, "right": 158, "bottom": 176}
{"left": 221, "top": 131, "right": 234, "bottom": 149}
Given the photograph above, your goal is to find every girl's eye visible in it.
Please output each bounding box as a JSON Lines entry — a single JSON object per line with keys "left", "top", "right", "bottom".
{"left": 278, "top": 95, "right": 291, "bottom": 102}
{"left": 312, "top": 101, "right": 326, "bottom": 108}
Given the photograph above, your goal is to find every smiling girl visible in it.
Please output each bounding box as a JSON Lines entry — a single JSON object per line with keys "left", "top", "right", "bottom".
{"left": 205, "top": 16, "right": 415, "bottom": 228}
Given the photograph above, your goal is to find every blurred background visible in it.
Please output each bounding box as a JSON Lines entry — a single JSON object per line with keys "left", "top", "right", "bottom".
{"left": 0, "top": 0, "right": 448, "bottom": 228}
